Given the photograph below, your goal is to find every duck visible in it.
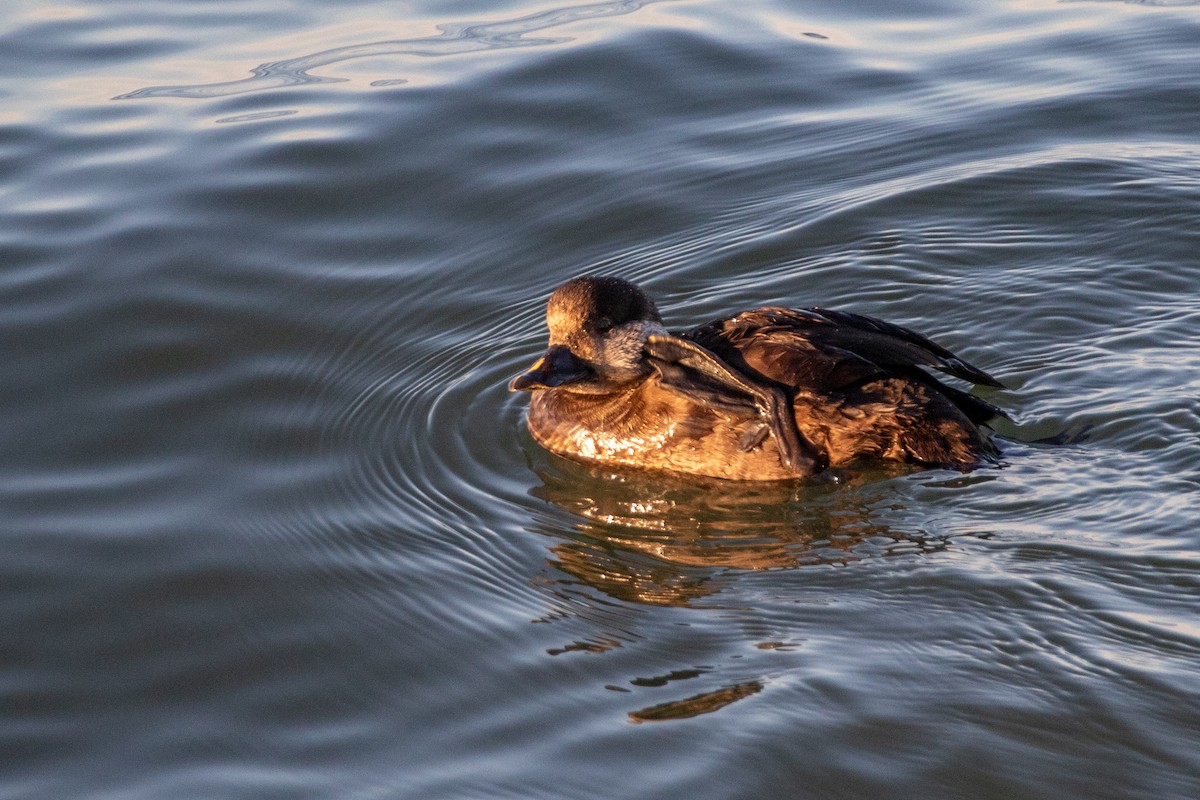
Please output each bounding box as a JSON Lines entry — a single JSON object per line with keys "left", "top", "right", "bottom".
{"left": 509, "top": 276, "right": 1007, "bottom": 480}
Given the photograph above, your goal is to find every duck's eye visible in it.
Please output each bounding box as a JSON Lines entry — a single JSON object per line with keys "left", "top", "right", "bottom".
{"left": 594, "top": 317, "right": 613, "bottom": 333}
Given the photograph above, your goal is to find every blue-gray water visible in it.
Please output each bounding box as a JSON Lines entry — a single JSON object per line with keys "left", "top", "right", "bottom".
{"left": 3, "top": 0, "right": 1199, "bottom": 797}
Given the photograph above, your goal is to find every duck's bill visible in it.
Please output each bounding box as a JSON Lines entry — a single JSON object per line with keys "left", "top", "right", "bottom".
{"left": 509, "top": 345, "right": 592, "bottom": 391}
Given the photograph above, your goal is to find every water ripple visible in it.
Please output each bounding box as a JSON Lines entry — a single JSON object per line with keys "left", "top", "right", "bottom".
{"left": 8, "top": 0, "right": 1200, "bottom": 793}
{"left": 116, "top": 0, "right": 664, "bottom": 99}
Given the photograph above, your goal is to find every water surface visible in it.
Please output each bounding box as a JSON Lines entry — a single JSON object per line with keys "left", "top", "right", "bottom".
{"left": 2, "top": 0, "right": 1199, "bottom": 797}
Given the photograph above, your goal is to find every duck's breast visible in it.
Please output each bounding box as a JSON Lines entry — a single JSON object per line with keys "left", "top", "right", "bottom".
{"left": 526, "top": 380, "right": 805, "bottom": 480}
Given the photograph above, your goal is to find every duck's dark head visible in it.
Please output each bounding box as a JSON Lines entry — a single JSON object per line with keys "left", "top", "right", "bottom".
{"left": 509, "top": 276, "right": 666, "bottom": 394}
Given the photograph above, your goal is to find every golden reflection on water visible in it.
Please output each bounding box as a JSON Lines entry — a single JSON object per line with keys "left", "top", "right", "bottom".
{"left": 529, "top": 457, "right": 949, "bottom": 608}
{"left": 527, "top": 458, "right": 961, "bottom": 721}
{"left": 628, "top": 681, "right": 764, "bottom": 723}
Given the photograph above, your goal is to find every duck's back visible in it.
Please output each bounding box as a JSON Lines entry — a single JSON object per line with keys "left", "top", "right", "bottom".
{"left": 683, "top": 307, "right": 1003, "bottom": 468}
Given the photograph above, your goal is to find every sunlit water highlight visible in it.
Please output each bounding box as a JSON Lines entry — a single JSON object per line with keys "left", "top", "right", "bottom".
{"left": 2, "top": 0, "right": 1199, "bottom": 798}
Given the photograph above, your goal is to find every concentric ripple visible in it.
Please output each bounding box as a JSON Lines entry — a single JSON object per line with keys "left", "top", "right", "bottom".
{"left": 7, "top": 0, "right": 1200, "bottom": 795}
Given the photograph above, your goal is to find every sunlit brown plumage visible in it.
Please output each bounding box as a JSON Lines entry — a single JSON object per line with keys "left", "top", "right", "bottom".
{"left": 509, "top": 276, "right": 1006, "bottom": 480}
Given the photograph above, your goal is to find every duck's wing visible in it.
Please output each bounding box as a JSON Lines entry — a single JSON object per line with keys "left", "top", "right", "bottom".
{"left": 643, "top": 334, "right": 825, "bottom": 475}
{"left": 804, "top": 307, "right": 1005, "bottom": 388}
{"left": 687, "top": 306, "right": 1004, "bottom": 390}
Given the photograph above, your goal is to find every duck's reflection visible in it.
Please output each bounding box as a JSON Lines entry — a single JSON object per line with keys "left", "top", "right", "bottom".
{"left": 529, "top": 456, "right": 937, "bottom": 608}
{"left": 527, "top": 456, "right": 976, "bottom": 722}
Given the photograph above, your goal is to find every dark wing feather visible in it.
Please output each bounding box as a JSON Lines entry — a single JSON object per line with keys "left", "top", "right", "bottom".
{"left": 644, "top": 334, "right": 825, "bottom": 474}
{"left": 684, "top": 309, "right": 878, "bottom": 391}
{"left": 804, "top": 307, "right": 1005, "bottom": 388}
{"left": 686, "top": 306, "right": 1004, "bottom": 390}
